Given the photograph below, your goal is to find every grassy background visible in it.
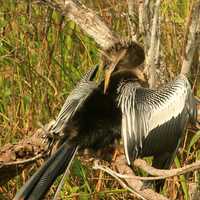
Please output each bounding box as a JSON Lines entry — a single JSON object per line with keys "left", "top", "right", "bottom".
{"left": 0, "top": 0, "right": 200, "bottom": 199}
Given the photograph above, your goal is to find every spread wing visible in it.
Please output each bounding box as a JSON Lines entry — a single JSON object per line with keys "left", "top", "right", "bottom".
{"left": 51, "top": 65, "right": 99, "bottom": 134}
{"left": 117, "top": 75, "right": 196, "bottom": 164}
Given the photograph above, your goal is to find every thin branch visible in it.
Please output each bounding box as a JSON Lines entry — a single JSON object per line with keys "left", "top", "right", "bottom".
{"left": 0, "top": 153, "right": 45, "bottom": 166}
{"left": 93, "top": 162, "right": 152, "bottom": 200}
{"left": 93, "top": 155, "right": 200, "bottom": 199}
{"left": 181, "top": 1, "right": 200, "bottom": 75}
{"left": 134, "top": 159, "right": 200, "bottom": 178}
{"left": 155, "top": 19, "right": 160, "bottom": 67}
{"left": 39, "top": 0, "right": 120, "bottom": 50}
{"left": 94, "top": 160, "right": 148, "bottom": 200}
{"left": 93, "top": 158, "right": 169, "bottom": 200}
{"left": 94, "top": 158, "right": 200, "bottom": 181}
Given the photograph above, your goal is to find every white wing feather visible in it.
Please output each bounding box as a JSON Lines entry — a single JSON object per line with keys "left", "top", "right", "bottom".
{"left": 117, "top": 75, "right": 192, "bottom": 164}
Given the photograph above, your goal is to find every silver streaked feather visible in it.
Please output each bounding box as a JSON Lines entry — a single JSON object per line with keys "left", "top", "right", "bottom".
{"left": 51, "top": 66, "right": 98, "bottom": 134}
{"left": 117, "top": 74, "right": 195, "bottom": 164}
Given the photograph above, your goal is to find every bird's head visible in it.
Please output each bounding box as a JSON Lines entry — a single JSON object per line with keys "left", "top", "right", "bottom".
{"left": 101, "top": 40, "right": 146, "bottom": 93}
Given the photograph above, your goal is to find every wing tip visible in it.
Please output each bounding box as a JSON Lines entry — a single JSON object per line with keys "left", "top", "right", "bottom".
{"left": 125, "top": 153, "right": 131, "bottom": 165}
{"left": 124, "top": 143, "right": 136, "bottom": 165}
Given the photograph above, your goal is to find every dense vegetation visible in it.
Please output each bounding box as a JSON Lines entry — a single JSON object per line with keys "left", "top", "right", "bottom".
{"left": 0, "top": 0, "right": 199, "bottom": 199}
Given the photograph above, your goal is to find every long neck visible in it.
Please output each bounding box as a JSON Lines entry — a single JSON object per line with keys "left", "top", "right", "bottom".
{"left": 105, "top": 69, "right": 142, "bottom": 94}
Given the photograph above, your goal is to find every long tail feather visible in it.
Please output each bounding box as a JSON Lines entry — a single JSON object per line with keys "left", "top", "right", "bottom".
{"left": 14, "top": 142, "right": 78, "bottom": 200}
{"left": 53, "top": 145, "right": 78, "bottom": 200}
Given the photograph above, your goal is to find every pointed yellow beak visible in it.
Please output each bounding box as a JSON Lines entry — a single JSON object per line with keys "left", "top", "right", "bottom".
{"left": 104, "top": 63, "right": 116, "bottom": 93}
{"left": 104, "top": 49, "right": 127, "bottom": 94}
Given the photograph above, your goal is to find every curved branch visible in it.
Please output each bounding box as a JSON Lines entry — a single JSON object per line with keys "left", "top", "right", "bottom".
{"left": 93, "top": 156, "right": 169, "bottom": 200}
{"left": 94, "top": 158, "right": 200, "bottom": 181}
{"left": 134, "top": 159, "right": 200, "bottom": 179}
{"left": 39, "top": 0, "right": 120, "bottom": 50}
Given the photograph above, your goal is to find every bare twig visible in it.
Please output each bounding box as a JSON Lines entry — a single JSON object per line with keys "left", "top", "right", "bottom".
{"left": 94, "top": 153, "right": 200, "bottom": 200}
{"left": 39, "top": 0, "right": 120, "bottom": 50}
{"left": 94, "top": 158, "right": 200, "bottom": 181}
{"left": 94, "top": 162, "right": 154, "bottom": 200}
{"left": 181, "top": 1, "right": 200, "bottom": 75}
{"left": 94, "top": 160, "right": 148, "bottom": 200}
{"left": 139, "top": 0, "right": 169, "bottom": 86}
{"left": 0, "top": 153, "right": 45, "bottom": 166}
{"left": 93, "top": 157, "right": 169, "bottom": 200}
{"left": 155, "top": 26, "right": 160, "bottom": 67}
{"left": 93, "top": 154, "right": 200, "bottom": 199}
{"left": 116, "top": 167, "right": 169, "bottom": 200}
{"left": 138, "top": 0, "right": 143, "bottom": 38}
{"left": 134, "top": 159, "right": 200, "bottom": 179}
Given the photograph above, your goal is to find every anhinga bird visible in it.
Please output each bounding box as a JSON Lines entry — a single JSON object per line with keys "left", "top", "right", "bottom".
{"left": 14, "top": 41, "right": 198, "bottom": 200}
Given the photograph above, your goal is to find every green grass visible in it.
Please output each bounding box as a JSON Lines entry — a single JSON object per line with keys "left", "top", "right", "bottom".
{"left": 0, "top": 0, "right": 199, "bottom": 199}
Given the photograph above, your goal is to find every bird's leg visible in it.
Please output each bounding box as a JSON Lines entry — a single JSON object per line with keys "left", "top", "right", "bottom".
{"left": 112, "top": 146, "right": 124, "bottom": 162}
{"left": 112, "top": 149, "right": 120, "bottom": 162}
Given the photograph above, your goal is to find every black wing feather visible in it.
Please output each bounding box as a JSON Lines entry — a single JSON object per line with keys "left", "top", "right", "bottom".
{"left": 51, "top": 65, "right": 99, "bottom": 134}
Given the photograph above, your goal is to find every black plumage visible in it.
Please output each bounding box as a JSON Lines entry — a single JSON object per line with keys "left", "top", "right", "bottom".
{"left": 14, "top": 42, "right": 198, "bottom": 199}
{"left": 14, "top": 65, "right": 122, "bottom": 200}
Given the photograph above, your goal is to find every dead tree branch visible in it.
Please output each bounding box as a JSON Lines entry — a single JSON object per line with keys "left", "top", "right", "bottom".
{"left": 39, "top": 0, "right": 120, "bottom": 50}
{"left": 94, "top": 158, "right": 200, "bottom": 182}
{"left": 181, "top": 1, "right": 200, "bottom": 75}
{"left": 127, "top": 0, "right": 137, "bottom": 41}
{"left": 94, "top": 156, "right": 169, "bottom": 200}
{"left": 138, "top": 0, "right": 151, "bottom": 54}
{"left": 134, "top": 159, "right": 200, "bottom": 179}
{"left": 94, "top": 161, "right": 148, "bottom": 200}
{"left": 145, "top": 0, "right": 160, "bottom": 88}
{"left": 0, "top": 121, "right": 53, "bottom": 185}
{"left": 94, "top": 155, "right": 200, "bottom": 200}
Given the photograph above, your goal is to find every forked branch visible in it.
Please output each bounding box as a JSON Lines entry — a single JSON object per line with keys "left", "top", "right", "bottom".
{"left": 93, "top": 156, "right": 169, "bottom": 200}
{"left": 94, "top": 155, "right": 200, "bottom": 200}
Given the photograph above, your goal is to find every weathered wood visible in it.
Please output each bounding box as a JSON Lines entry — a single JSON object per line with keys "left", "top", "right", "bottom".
{"left": 145, "top": 0, "right": 160, "bottom": 88}
{"left": 94, "top": 155, "right": 169, "bottom": 200}
{"left": 0, "top": 122, "right": 53, "bottom": 185}
{"left": 40, "top": 0, "right": 120, "bottom": 50}
{"left": 181, "top": 1, "right": 200, "bottom": 75}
